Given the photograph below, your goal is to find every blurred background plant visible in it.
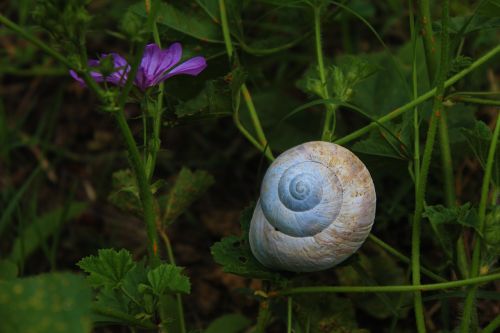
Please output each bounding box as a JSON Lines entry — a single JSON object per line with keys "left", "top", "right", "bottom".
{"left": 0, "top": 0, "right": 499, "bottom": 332}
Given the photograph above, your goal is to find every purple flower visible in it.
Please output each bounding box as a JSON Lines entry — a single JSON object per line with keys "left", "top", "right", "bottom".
{"left": 70, "top": 43, "right": 207, "bottom": 90}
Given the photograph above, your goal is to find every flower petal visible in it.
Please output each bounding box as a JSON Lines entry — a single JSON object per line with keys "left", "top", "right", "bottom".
{"left": 106, "top": 53, "right": 130, "bottom": 86}
{"left": 161, "top": 56, "right": 207, "bottom": 81}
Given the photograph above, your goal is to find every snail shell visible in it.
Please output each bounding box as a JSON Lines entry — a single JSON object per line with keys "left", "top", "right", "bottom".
{"left": 249, "top": 141, "right": 376, "bottom": 272}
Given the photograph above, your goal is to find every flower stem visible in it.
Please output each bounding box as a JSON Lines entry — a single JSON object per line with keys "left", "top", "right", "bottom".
{"left": 461, "top": 112, "right": 500, "bottom": 332}
{"left": 277, "top": 272, "right": 500, "bottom": 295}
{"left": 334, "top": 44, "right": 500, "bottom": 145}
{"left": 313, "top": 5, "right": 336, "bottom": 141}
{"left": 451, "top": 96, "right": 500, "bottom": 106}
{"left": 114, "top": 110, "right": 159, "bottom": 259}
{"left": 146, "top": 0, "right": 165, "bottom": 181}
{"left": 218, "top": 0, "right": 274, "bottom": 161}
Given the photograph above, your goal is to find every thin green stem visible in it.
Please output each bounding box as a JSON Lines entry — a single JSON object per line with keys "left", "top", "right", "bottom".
{"left": 218, "top": 0, "right": 273, "bottom": 160}
{"left": 417, "top": 0, "right": 437, "bottom": 83}
{"left": 409, "top": 0, "right": 421, "bottom": 192}
{"left": 159, "top": 230, "right": 186, "bottom": 333}
{"left": 482, "top": 315, "right": 500, "bottom": 333}
{"left": 287, "top": 297, "right": 293, "bottom": 333}
{"left": 313, "top": 5, "right": 336, "bottom": 141}
{"left": 147, "top": 0, "right": 165, "bottom": 181}
{"left": 114, "top": 111, "right": 159, "bottom": 259}
{"left": 335, "top": 44, "right": 500, "bottom": 146}
{"left": 411, "top": 1, "right": 450, "bottom": 331}
{"left": 451, "top": 96, "right": 500, "bottom": 106}
{"left": 461, "top": 113, "right": 500, "bottom": 333}
{"left": 277, "top": 272, "right": 500, "bottom": 295}
{"left": 241, "top": 85, "right": 274, "bottom": 160}
{"left": 368, "top": 234, "right": 446, "bottom": 283}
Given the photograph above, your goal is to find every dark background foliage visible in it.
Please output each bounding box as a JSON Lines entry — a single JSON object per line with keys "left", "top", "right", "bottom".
{"left": 0, "top": 0, "right": 499, "bottom": 332}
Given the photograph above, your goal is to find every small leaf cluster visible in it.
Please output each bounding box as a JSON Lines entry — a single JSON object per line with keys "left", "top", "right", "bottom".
{"left": 77, "top": 248, "right": 190, "bottom": 328}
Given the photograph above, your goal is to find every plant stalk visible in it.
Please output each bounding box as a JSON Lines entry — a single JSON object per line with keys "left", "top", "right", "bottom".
{"left": 461, "top": 113, "right": 500, "bottom": 332}
{"left": 335, "top": 44, "right": 500, "bottom": 145}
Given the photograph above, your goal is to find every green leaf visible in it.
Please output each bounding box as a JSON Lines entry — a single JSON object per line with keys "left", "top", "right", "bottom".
{"left": 484, "top": 206, "right": 500, "bottom": 262}
{"left": 9, "top": 201, "right": 87, "bottom": 264}
{"left": 0, "top": 273, "right": 92, "bottom": 333}
{"left": 161, "top": 168, "right": 214, "bottom": 225}
{"left": 204, "top": 313, "right": 251, "bottom": 333}
{"left": 423, "top": 203, "right": 479, "bottom": 231}
{"left": 175, "top": 77, "right": 233, "bottom": 118}
{"left": 108, "top": 169, "right": 142, "bottom": 215}
{"left": 147, "top": 264, "right": 191, "bottom": 295}
{"left": 210, "top": 206, "right": 284, "bottom": 281}
{"left": 423, "top": 203, "right": 479, "bottom": 259}
{"left": 77, "top": 248, "right": 135, "bottom": 288}
{"left": 477, "top": 0, "right": 500, "bottom": 17}
{"left": 131, "top": 2, "right": 223, "bottom": 42}
{"left": 462, "top": 120, "right": 500, "bottom": 185}
{"left": 434, "top": 15, "right": 500, "bottom": 34}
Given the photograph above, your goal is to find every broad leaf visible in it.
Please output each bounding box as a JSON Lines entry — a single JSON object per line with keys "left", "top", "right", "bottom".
{"left": 161, "top": 168, "right": 214, "bottom": 225}
{"left": 0, "top": 273, "right": 92, "bottom": 333}
{"left": 77, "top": 248, "right": 135, "bottom": 288}
{"left": 211, "top": 206, "right": 284, "bottom": 282}
{"left": 147, "top": 264, "right": 191, "bottom": 295}
{"left": 484, "top": 206, "right": 500, "bottom": 262}
{"left": 131, "top": 2, "right": 223, "bottom": 43}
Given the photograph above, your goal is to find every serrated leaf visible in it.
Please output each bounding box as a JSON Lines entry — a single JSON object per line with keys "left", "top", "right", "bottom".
{"left": 131, "top": 2, "right": 223, "bottom": 42}
{"left": 204, "top": 313, "right": 251, "bottom": 333}
{"left": 147, "top": 264, "right": 191, "bottom": 295}
{"left": 462, "top": 121, "right": 500, "bottom": 185}
{"left": 210, "top": 206, "right": 284, "bottom": 281}
{"left": 0, "top": 273, "right": 92, "bottom": 333}
{"left": 161, "top": 168, "right": 214, "bottom": 225}
{"left": 10, "top": 201, "right": 87, "bottom": 264}
{"left": 424, "top": 203, "right": 479, "bottom": 230}
{"left": 423, "top": 203, "right": 479, "bottom": 259}
{"left": 108, "top": 169, "right": 142, "bottom": 215}
{"left": 484, "top": 206, "right": 500, "bottom": 262}
{"left": 77, "top": 248, "right": 135, "bottom": 288}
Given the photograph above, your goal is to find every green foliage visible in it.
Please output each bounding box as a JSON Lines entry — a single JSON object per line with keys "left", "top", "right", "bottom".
{"left": 32, "top": 0, "right": 92, "bottom": 52}
{"left": 77, "top": 248, "right": 135, "bottom": 288}
{"left": 483, "top": 206, "right": 500, "bottom": 263}
{"left": 335, "top": 245, "right": 410, "bottom": 319}
{"left": 10, "top": 201, "right": 87, "bottom": 264}
{"left": 146, "top": 264, "right": 191, "bottom": 295}
{"left": 78, "top": 249, "right": 191, "bottom": 328}
{"left": 462, "top": 120, "right": 500, "bottom": 185}
{"left": 204, "top": 313, "right": 251, "bottom": 333}
{"left": 131, "top": 2, "right": 223, "bottom": 42}
{"left": 160, "top": 167, "right": 215, "bottom": 225}
{"left": 211, "top": 205, "right": 284, "bottom": 282}
{"left": 294, "top": 294, "right": 368, "bottom": 333}
{"left": 424, "top": 203, "right": 479, "bottom": 259}
{"left": 0, "top": 273, "right": 92, "bottom": 333}
{"left": 296, "top": 56, "right": 378, "bottom": 103}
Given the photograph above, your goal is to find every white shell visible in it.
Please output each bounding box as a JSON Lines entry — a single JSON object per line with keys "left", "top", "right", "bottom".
{"left": 249, "top": 141, "right": 376, "bottom": 272}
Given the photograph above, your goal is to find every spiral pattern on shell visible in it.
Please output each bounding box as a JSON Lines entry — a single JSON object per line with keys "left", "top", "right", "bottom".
{"left": 249, "top": 141, "right": 376, "bottom": 272}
